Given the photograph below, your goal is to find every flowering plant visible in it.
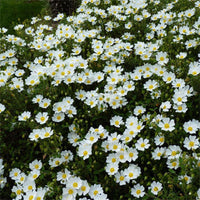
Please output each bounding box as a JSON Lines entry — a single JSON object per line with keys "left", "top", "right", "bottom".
{"left": 0, "top": 0, "right": 200, "bottom": 199}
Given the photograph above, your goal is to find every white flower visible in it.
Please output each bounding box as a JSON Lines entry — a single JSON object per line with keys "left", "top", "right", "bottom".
{"left": 29, "top": 159, "right": 42, "bottom": 171}
{"left": 144, "top": 80, "right": 159, "bottom": 91}
{"left": 29, "top": 170, "right": 40, "bottom": 180}
{"left": 62, "top": 187, "right": 77, "bottom": 199}
{"left": 176, "top": 52, "right": 187, "bottom": 59}
{"left": 178, "top": 174, "right": 192, "bottom": 184}
{"left": 67, "top": 176, "right": 82, "bottom": 190}
{"left": 49, "top": 157, "right": 63, "bottom": 168}
{"left": 32, "top": 95, "right": 43, "bottom": 104}
{"left": 89, "top": 184, "right": 104, "bottom": 199}
{"left": 162, "top": 72, "right": 176, "bottom": 83}
{"left": 57, "top": 169, "right": 71, "bottom": 184}
{"left": 85, "top": 132, "right": 99, "bottom": 144}
{"left": 39, "top": 98, "right": 51, "bottom": 108}
{"left": 77, "top": 180, "right": 90, "bottom": 196}
{"left": 131, "top": 184, "right": 145, "bottom": 198}
{"left": 156, "top": 51, "right": 169, "bottom": 65}
{"left": 105, "top": 163, "right": 119, "bottom": 175}
{"left": 29, "top": 129, "right": 41, "bottom": 142}
{"left": 11, "top": 185, "right": 23, "bottom": 199}
{"left": 77, "top": 141, "right": 92, "bottom": 160}
{"left": 9, "top": 168, "right": 21, "bottom": 180}
{"left": 18, "top": 111, "right": 31, "bottom": 121}
{"left": 159, "top": 101, "right": 171, "bottom": 112}
{"left": 35, "top": 112, "right": 49, "bottom": 124}
{"left": 135, "top": 138, "right": 150, "bottom": 151}
{"left": 149, "top": 181, "right": 162, "bottom": 195}
{"left": 0, "top": 103, "right": 6, "bottom": 113}
{"left": 167, "top": 158, "right": 179, "bottom": 170}
{"left": 183, "top": 135, "right": 199, "bottom": 150}
{"left": 154, "top": 134, "right": 165, "bottom": 146}
{"left": 183, "top": 120, "right": 200, "bottom": 134}
{"left": 110, "top": 115, "right": 124, "bottom": 127}
{"left": 133, "top": 106, "right": 146, "bottom": 116}
{"left": 165, "top": 145, "right": 182, "bottom": 159}
{"left": 114, "top": 171, "right": 129, "bottom": 185}
{"left": 126, "top": 147, "right": 138, "bottom": 162}
{"left": 123, "top": 164, "right": 141, "bottom": 181}
{"left": 40, "top": 127, "right": 54, "bottom": 139}
{"left": 173, "top": 103, "right": 188, "bottom": 113}
{"left": 52, "top": 112, "right": 65, "bottom": 122}
{"left": 152, "top": 147, "right": 166, "bottom": 160}
{"left": 158, "top": 118, "right": 175, "bottom": 132}
{"left": 25, "top": 74, "right": 40, "bottom": 86}
{"left": 184, "top": 8, "right": 195, "bottom": 18}
{"left": 23, "top": 178, "right": 36, "bottom": 192}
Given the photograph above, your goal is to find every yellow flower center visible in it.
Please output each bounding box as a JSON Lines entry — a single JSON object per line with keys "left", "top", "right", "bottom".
{"left": 81, "top": 186, "right": 86, "bottom": 191}
{"left": 110, "top": 168, "right": 115, "bottom": 173}
{"left": 172, "top": 162, "right": 177, "bottom": 167}
{"left": 177, "top": 97, "right": 182, "bottom": 102}
{"left": 44, "top": 132, "right": 50, "bottom": 137}
{"left": 167, "top": 77, "right": 172, "bottom": 82}
{"left": 30, "top": 80, "right": 35, "bottom": 84}
{"left": 29, "top": 195, "right": 34, "bottom": 200}
{"left": 164, "top": 123, "right": 169, "bottom": 129}
{"left": 112, "top": 158, "right": 116, "bottom": 163}
{"left": 178, "top": 106, "right": 182, "bottom": 111}
{"left": 115, "top": 121, "right": 119, "bottom": 125}
{"left": 171, "top": 151, "right": 176, "bottom": 156}
{"left": 68, "top": 189, "right": 74, "bottom": 195}
{"left": 129, "top": 131, "right": 134, "bottom": 135}
{"left": 57, "top": 116, "right": 61, "bottom": 120}
{"left": 40, "top": 117, "right": 45, "bottom": 122}
{"left": 33, "top": 174, "right": 38, "bottom": 179}
{"left": 149, "top": 85, "right": 153, "bottom": 90}
{"left": 28, "top": 185, "right": 33, "bottom": 190}
{"left": 35, "top": 164, "right": 39, "bottom": 169}
{"left": 141, "top": 143, "right": 145, "bottom": 148}
{"left": 189, "top": 141, "right": 194, "bottom": 147}
{"left": 157, "top": 152, "right": 162, "bottom": 157}
{"left": 16, "top": 190, "right": 21, "bottom": 195}
{"left": 55, "top": 160, "right": 60, "bottom": 165}
{"left": 154, "top": 187, "right": 158, "bottom": 191}
{"left": 14, "top": 172, "right": 18, "bottom": 177}
{"left": 136, "top": 189, "right": 141, "bottom": 195}
{"left": 160, "top": 57, "right": 164, "bottom": 61}
{"left": 73, "top": 182, "right": 78, "bottom": 188}
{"left": 129, "top": 172, "right": 133, "bottom": 177}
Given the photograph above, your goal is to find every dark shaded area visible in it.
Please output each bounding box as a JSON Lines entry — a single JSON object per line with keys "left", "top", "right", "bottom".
{"left": 48, "top": 0, "right": 81, "bottom": 17}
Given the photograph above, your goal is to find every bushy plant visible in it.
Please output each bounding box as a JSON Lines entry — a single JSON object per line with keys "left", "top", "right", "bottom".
{"left": 0, "top": 0, "right": 200, "bottom": 199}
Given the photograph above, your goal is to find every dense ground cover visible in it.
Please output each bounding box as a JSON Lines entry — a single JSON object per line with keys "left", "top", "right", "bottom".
{"left": 0, "top": 0, "right": 200, "bottom": 199}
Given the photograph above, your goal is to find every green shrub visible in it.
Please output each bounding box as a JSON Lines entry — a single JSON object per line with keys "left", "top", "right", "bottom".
{"left": 0, "top": 0, "right": 200, "bottom": 199}
{"left": 0, "top": 0, "right": 48, "bottom": 34}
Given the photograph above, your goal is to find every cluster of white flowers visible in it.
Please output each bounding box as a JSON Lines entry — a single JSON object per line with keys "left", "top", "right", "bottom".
{"left": 9, "top": 151, "right": 110, "bottom": 200}
{"left": 9, "top": 160, "right": 48, "bottom": 199}
{"left": 0, "top": 0, "right": 200, "bottom": 199}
